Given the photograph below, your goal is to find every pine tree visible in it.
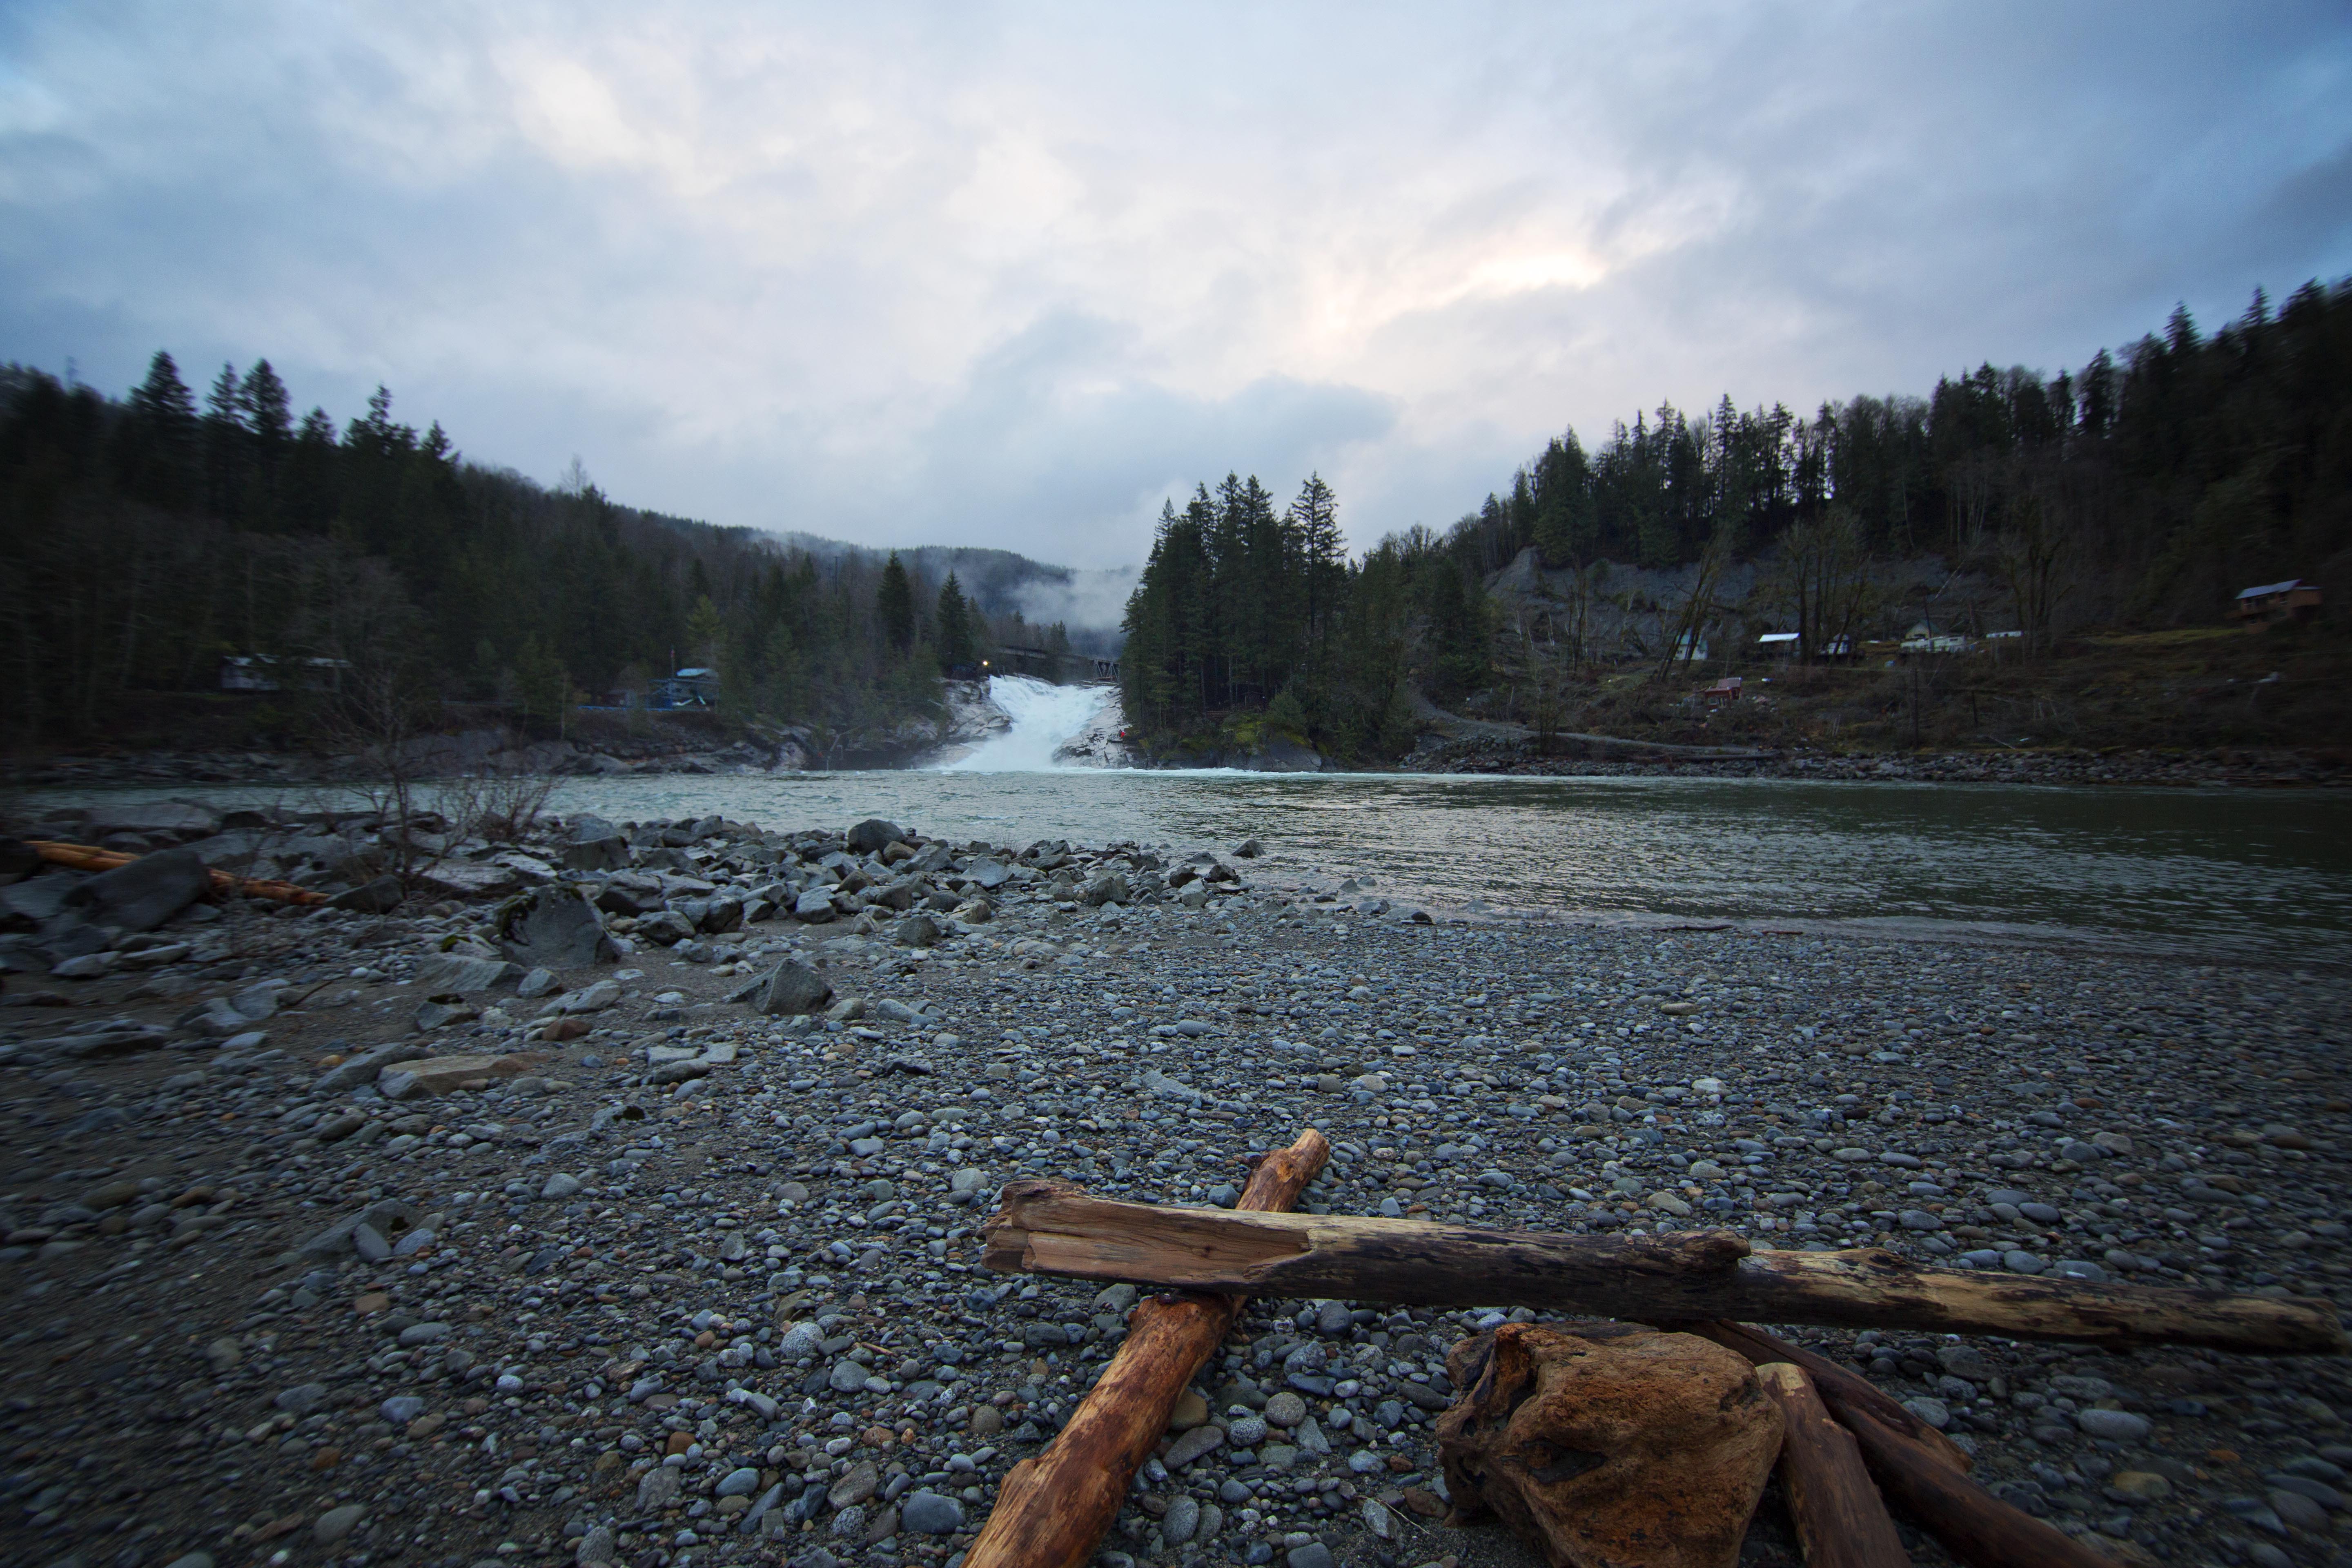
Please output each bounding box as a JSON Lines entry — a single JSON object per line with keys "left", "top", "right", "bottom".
{"left": 935, "top": 573, "right": 976, "bottom": 673}
{"left": 1288, "top": 472, "right": 1342, "bottom": 641}
{"left": 238, "top": 360, "right": 292, "bottom": 445}
{"left": 685, "top": 594, "right": 724, "bottom": 668}
{"left": 119, "top": 350, "right": 198, "bottom": 509}
{"left": 201, "top": 361, "right": 248, "bottom": 521}
{"left": 877, "top": 552, "right": 915, "bottom": 653}
{"left": 129, "top": 351, "right": 197, "bottom": 430}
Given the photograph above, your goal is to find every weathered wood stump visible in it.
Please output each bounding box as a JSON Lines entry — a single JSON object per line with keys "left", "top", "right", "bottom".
{"left": 1436, "top": 1322, "right": 1783, "bottom": 1568}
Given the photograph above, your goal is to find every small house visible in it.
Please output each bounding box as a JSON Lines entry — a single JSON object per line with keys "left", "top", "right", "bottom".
{"left": 2234, "top": 579, "right": 2323, "bottom": 625}
{"left": 218, "top": 654, "right": 350, "bottom": 693}
{"left": 1702, "top": 676, "right": 1744, "bottom": 705}
{"left": 1899, "top": 623, "right": 1973, "bottom": 657}
{"left": 1757, "top": 632, "right": 1854, "bottom": 661}
{"left": 649, "top": 668, "right": 719, "bottom": 709}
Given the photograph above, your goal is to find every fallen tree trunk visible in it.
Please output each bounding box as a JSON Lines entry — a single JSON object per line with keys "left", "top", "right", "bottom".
{"left": 982, "top": 1184, "right": 2347, "bottom": 1355}
{"left": 963, "top": 1130, "right": 1330, "bottom": 1568}
{"left": 27, "top": 840, "right": 324, "bottom": 906}
{"left": 1676, "top": 1320, "right": 1972, "bottom": 1474}
{"left": 1753, "top": 1362, "right": 1911, "bottom": 1568}
{"left": 1706, "top": 1323, "right": 2112, "bottom": 1568}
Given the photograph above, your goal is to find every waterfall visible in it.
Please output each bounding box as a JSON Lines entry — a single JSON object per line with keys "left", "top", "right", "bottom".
{"left": 943, "top": 676, "right": 1113, "bottom": 772}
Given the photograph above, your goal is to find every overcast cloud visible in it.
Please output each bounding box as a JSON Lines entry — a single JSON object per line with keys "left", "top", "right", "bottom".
{"left": 4, "top": 2, "right": 2348, "bottom": 570}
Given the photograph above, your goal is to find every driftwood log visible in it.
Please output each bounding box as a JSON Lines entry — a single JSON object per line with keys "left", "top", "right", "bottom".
{"left": 1705, "top": 1323, "right": 2115, "bottom": 1568}
{"left": 27, "top": 840, "right": 324, "bottom": 906}
{"left": 962, "top": 1129, "right": 1331, "bottom": 1568}
{"left": 1677, "top": 1320, "right": 1973, "bottom": 1474}
{"left": 1753, "top": 1363, "right": 1911, "bottom": 1568}
{"left": 983, "top": 1182, "right": 2348, "bottom": 1354}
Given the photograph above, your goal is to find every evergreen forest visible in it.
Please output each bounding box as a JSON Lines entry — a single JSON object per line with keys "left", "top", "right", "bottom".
{"left": 1118, "top": 279, "right": 2352, "bottom": 757}
{"left": 0, "top": 357, "right": 1004, "bottom": 748}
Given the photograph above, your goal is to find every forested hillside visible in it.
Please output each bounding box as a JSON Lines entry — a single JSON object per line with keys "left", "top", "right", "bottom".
{"left": 1120, "top": 279, "right": 2352, "bottom": 760}
{"left": 0, "top": 356, "right": 1000, "bottom": 748}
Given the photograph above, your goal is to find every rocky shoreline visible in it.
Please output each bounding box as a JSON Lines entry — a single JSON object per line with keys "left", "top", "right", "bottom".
{"left": 8, "top": 682, "right": 1032, "bottom": 793}
{"left": 24, "top": 737, "right": 2342, "bottom": 792}
{"left": 1, "top": 806, "right": 2348, "bottom": 1568}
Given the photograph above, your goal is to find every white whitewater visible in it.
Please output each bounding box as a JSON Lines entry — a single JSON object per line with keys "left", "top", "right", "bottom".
{"left": 943, "top": 675, "right": 1110, "bottom": 772}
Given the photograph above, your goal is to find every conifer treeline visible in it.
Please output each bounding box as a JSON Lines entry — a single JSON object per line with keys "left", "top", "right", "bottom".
{"left": 1120, "top": 280, "right": 2352, "bottom": 755}
{"left": 0, "top": 354, "right": 989, "bottom": 744}
{"left": 1451, "top": 281, "right": 2352, "bottom": 615}
{"left": 1118, "top": 474, "right": 1486, "bottom": 755}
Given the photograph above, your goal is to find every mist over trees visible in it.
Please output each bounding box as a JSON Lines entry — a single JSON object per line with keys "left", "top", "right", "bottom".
{"left": 1120, "top": 278, "right": 2352, "bottom": 755}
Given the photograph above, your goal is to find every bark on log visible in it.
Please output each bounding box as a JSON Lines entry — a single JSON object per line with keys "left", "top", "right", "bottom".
{"left": 1753, "top": 1363, "right": 1911, "bottom": 1568}
{"left": 962, "top": 1129, "right": 1330, "bottom": 1568}
{"left": 27, "top": 841, "right": 324, "bottom": 905}
{"left": 1706, "top": 1324, "right": 2112, "bottom": 1568}
{"left": 1676, "top": 1321, "right": 1972, "bottom": 1474}
{"left": 982, "top": 1185, "right": 2347, "bottom": 1354}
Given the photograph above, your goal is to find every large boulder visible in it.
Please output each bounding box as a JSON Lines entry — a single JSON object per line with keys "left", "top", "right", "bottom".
{"left": 495, "top": 886, "right": 615, "bottom": 969}
{"left": 379, "top": 1050, "right": 548, "bottom": 1099}
{"left": 1, "top": 873, "right": 85, "bottom": 924}
{"left": 0, "top": 838, "right": 40, "bottom": 878}
{"left": 846, "top": 819, "right": 904, "bottom": 855}
{"left": 633, "top": 910, "right": 694, "bottom": 946}
{"left": 593, "top": 875, "right": 665, "bottom": 917}
{"left": 298, "top": 1197, "right": 421, "bottom": 1260}
{"left": 791, "top": 889, "right": 837, "bottom": 924}
{"left": 314, "top": 1040, "right": 436, "bottom": 1092}
{"left": 562, "top": 836, "right": 630, "bottom": 872}
{"left": 65, "top": 849, "right": 211, "bottom": 931}
{"left": 1437, "top": 1323, "right": 1781, "bottom": 1568}
{"left": 747, "top": 961, "right": 832, "bottom": 1016}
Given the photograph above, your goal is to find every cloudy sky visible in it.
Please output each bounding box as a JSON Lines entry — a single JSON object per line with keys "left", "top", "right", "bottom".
{"left": 4, "top": 2, "right": 2348, "bottom": 569}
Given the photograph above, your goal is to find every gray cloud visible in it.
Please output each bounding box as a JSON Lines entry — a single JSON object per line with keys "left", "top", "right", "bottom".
{"left": 2, "top": 0, "right": 2347, "bottom": 569}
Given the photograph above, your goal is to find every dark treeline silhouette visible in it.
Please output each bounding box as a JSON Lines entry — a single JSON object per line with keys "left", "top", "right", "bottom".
{"left": 1455, "top": 281, "right": 2352, "bottom": 619}
{"left": 0, "top": 354, "right": 992, "bottom": 744}
{"left": 1120, "top": 474, "right": 1483, "bottom": 756}
{"left": 1121, "top": 280, "right": 2352, "bottom": 756}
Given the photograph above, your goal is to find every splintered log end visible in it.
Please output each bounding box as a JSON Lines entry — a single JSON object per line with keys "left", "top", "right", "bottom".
{"left": 983, "top": 1178, "right": 1090, "bottom": 1275}
{"left": 981, "top": 1228, "right": 1030, "bottom": 1275}
{"left": 1236, "top": 1129, "right": 1332, "bottom": 1207}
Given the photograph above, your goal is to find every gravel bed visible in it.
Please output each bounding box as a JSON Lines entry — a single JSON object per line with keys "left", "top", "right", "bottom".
{"left": 2, "top": 813, "right": 2348, "bottom": 1568}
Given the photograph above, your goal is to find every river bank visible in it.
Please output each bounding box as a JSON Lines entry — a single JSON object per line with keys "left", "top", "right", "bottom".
{"left": 1, "top": 810, "right": 2349, "bottom": 1568}
{"left": 16, "top": 735, "right": 2347, "bottom": 793}
{"left": 1403, "top": 735, "right": 2348, "bottom": 787}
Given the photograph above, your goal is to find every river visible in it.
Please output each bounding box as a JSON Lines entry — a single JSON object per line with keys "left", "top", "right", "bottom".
{"left": 22, "top": 677, "right": 2352, "bottom": 967}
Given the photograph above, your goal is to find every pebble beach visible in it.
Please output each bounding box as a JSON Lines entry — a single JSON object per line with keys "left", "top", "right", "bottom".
{"left": 2, "top": 803, "right": 2348, "bottom": 1568}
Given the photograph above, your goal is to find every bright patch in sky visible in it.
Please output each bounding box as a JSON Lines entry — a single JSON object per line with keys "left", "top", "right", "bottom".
{"left": 2, "top": 2, "right": 2347, "bottom": 572}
